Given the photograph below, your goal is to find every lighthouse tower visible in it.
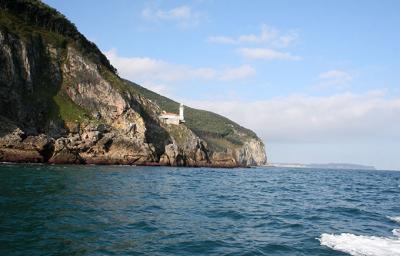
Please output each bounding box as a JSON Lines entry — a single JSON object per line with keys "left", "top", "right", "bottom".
{"left": 179, "top": 103, "right": 185, "bottom": 122}
{"left": 159, "top": 103, "right": 185, "bottom": 125}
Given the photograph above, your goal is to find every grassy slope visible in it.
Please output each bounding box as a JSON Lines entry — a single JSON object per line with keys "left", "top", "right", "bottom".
{"left": 123, "top": 80, "right": 259, "bottom": 151}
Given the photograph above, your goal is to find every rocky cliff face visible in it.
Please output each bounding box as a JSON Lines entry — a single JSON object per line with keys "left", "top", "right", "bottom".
{"left": 0, "top": 0, "right": 266, "bottom": 167}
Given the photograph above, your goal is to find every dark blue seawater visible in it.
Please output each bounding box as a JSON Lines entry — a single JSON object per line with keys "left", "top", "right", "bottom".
{"left": 0, "top": 164, "right": 399, "bottom": 256}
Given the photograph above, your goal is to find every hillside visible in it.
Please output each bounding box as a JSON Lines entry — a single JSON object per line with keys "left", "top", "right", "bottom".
{"left": 124, "top": 80, "right": 258, "bottom": 150}
{"left": 0, "top": 0, "right": 266, "bottom": 167}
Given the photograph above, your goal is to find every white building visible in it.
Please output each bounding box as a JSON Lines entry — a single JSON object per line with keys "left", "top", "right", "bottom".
{"left": 159, "top": 103, "right": 185, "bottom": 125}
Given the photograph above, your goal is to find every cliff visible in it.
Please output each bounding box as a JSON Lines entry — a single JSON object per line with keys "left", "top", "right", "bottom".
{"left": 0, "top": 0, "right": 266, "bottom": 167}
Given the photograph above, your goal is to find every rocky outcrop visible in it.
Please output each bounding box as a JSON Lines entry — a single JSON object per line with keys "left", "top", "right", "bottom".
{"left": 0, "top": 117, "right": 54, "bottom": 162}
{"left": 236, "top": 138, "right": 267, "bottom": 166}
{"left": 158, "top": 125, "right": 212, "bottom": 167}
{"left": 0, "top": 1, "right": 266, "bottom": 167}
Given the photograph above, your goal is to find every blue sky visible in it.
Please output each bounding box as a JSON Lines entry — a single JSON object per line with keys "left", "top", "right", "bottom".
{"left": 44, "top": 0, "right": 400, "bottom": 170}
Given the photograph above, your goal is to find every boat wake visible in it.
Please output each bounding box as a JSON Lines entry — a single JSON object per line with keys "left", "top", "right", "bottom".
{"left": 318, "top": 216, "right": 400, "bottom": 256}
{"left": 388, "top": 216, "right": 400, "bottom": 224}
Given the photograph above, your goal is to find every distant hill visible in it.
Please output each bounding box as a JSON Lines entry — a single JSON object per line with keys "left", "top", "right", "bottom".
{"left": 266, "top": 163, "right": 375, "bottom": 170}
{"left": 306, "top": 163, "right": 375, "bottom": 170}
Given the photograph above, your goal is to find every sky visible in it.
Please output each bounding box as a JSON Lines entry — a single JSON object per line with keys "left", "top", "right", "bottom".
{"left": 43, "top": 0, "right": 400, "bottom": 170}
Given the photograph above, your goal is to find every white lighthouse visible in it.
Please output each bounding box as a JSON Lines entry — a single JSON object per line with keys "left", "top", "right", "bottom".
{"left": 179, "top": 103, "right": 185, "bottom": 122}
{"left": 159, "top": 103, "right": 185, "bottom": 125}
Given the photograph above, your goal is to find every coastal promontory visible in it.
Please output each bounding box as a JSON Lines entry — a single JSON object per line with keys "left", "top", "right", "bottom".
{"left": 0, "top": 0, "right": 266, "bottom": 167}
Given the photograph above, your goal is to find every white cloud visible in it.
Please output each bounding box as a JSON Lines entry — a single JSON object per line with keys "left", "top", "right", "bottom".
{"left": 238, "top": 48, "right": 302, "bottom": 61}
{"left": 142, "top": 6, "right": 191, "bottom": 20}
{"left": 140, "top": 81, "right": 172, "bottom": 97}
{"left": 141, "top": 5, "right": 202, "bottom": 27}
{"left": 220, "top": 65, "right": 256, "bottom": 81}
{"left": 208, "top": 24, "right": 299, "bottom": 47}
{"left": 106, "top": 49, "right": 211, "bottom": 81}
{"left": 207, "top": 36, "right": 237, "bottom": 44}
{"left": 105, "top": 49, "right": 255, "bottom": 83}
{"left": 318, "top": 70, "right": 354, "bottom": 88}
{"left": 208, "top": 24, "right": 301, "bottom": 61}
{"left": 186, "top": 91, "right": 400, "bottom": 143}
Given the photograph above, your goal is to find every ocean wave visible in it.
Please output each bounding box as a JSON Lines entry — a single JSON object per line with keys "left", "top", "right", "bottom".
{"left": 393, "top": 229, "right": 400, "bottom": 237}
{"left": 388, "top": 216, "right": 400, "bottom": 223}
{"left": 318, "top": 233, "right": 400, "bottom": 256}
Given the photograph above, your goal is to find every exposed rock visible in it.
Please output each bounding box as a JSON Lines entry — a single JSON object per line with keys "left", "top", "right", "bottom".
{"left": 65, "top": 122, "right": 80, "bottom": 134}
{"left": 211, "top": 151, "right": 238, "bottom": 168}
{"left": 48, "top": 138, "right": 82, "bottom": 164}
{"left": 0, "top": 127, "right": 24, "bottom": 148}
{"left": 0, "top": 148, "right": 43, "bottom": 163}
{"left": 22, "top": 135, "right": 54, "bottom": 161}
{"left": 159, "top": 143, "right": 179, "bottom": 166}
{"left": 236, "top": 138, "right": 267, "bottom": 166}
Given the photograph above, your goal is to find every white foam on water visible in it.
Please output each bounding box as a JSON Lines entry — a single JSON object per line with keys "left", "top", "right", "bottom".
{"left": 393, "top": 229, "right": 400, "bottom": 237}
{"left": 388, "top": 216, "right": 400, "bottom": 224}
{"left": 318, "top": 233, "right": 400, "bottom": 256}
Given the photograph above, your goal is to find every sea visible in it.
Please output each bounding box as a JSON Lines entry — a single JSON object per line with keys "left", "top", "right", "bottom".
{"left": 0, "top": 164, "right": 399, "bottom": 256}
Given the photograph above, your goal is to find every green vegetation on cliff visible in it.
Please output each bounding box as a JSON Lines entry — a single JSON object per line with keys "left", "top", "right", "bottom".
{"left": 123, "top": 80, "right": 259, "bottom": 151}
{"left": 52, "top": 93, "right": 91, "bottom": 122}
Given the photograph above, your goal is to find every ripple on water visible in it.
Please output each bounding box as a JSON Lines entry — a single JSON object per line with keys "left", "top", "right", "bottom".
{"left": 126, "top": 221, "right": 159, "bottom": 233}
{"left": 205, "top": 209, "right": 246, "bottom": 220}
{"left": 161, "top": 240, "right": 228, "bottom": 254}
{"left": 143, "top": 205, "right": 163, "bottom": 212}
{"left": 388, "top": 216, "right": 400, "bottom": 224}
{"left": 257, "top": 243, "right": 297, "bottom": 254}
